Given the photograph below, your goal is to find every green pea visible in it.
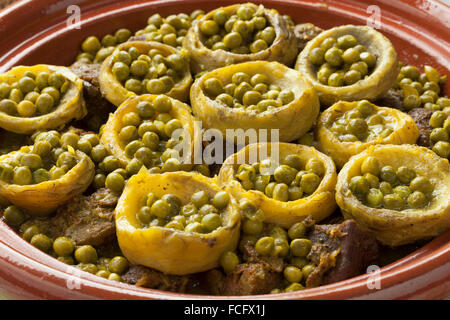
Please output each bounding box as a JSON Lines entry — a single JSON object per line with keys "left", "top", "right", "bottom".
{"left": 360, "top": 52, "right": 376, "bottom": 68}
{"left": 255, "top": 236, "right": 275, "bottom": 256}
{"left": 13, "top": 166, "right": 32, "bottom": 185}
{"left": 48, "top": 72, "right": 65, "bottom": 89}
{"left": 284, "top": 266, "right": 303, "bottom": 283}
{"left": 328, "top": 72, "right": 344, "bottom": 86}
{"left": 212, "top": 191, "right": 229, "bottom": 210}
{"left": 260, "top": 26, "right": 275, "bottom": 44}
{"left": 53, "top": 236, "right": 75, "bottom": 256}
{"left": 3, "top": 205, "right": 26, "bottom": 226}
{"left": 109, "top": 256, "right": 129, "bottom": 274}
{"left": 403, "top": 94, "right": 421, "bottom": 110}
{"left": 0, "top": 99, "right": 17, "bottom": 115}
{"left": 407, "top": 191, "right": 428, "bottom": 208}
{"left": 0, "top": 82, "right": 11, "bottom": 99}
{"left": 30, "top": 233, "right": 53, "bottom": 252}
{"left": 350, "top": 61, "right": 368, "bottom": 76}
{"left": 200, "top": 20, "right": 219, "bottom": 36}
{"left": 410, "top": 176, "right": 433, "bottom": 194}
{"left": 288, "top": 222, "right": 306, "bottom": 240}
{"left": 299, "top": 173, "right": 321, "bottom": 194}
{"left": 366, "top": 188, "right": 383, "bottom": 207}
{"left": 337, "top": 34, "right": 357, "bottom": 49}
{"left": 220, "top": 251, "right": 239, "bottom": 273}
{"left": 383, "top": 193, "right": 405, "bottom": 210}
{"left": 22, "top": 225, "right": 39, "bottom": 242}
{"left": 324, "top": 47, "right": 343, "bottom": 67}
{"left": 41, "top": 87, "right": 59, "bottom": 102}
{"left": 49, "top": 166, "right": 65, "bottom": 180}
{"left": 349, "top": 175, "right": 370, "bottom": 195}
{"left": 309, "top": 47, "right": 324, "bottom": 65}
{"left": 433, "top": 141, "right": 450, "bottom": 158}
{"left": 302, "top": 264, "right": 315, "bottom": 279}
{"left": 105, "top": 172, "right": 125, "bottom": 193}
{"left": 216, "top": 93, "right": 234, "bottom": 107}
{"left": 204, "top": 77, "right": 224, "bottom": 97}
{"left": 201, "top": 213, "right": 222, "bottom": 232}
{"left": 74, "top": 245, "right": 98, "bottom": 264}
{"left": 18, "top": 76, "right": 36, "bottom": 93}
{"left": 81, "top": 36, "right": 101, "bottom": 52}
{"left": 305, "top": 159, "right": 325, "bottom": 176}
{"left": 380, "top": 166, "right": 397, "bottom": 184}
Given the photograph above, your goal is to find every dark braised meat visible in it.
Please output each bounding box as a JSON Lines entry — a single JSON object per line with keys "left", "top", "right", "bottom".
{"left": 305, "top": 219, "right": 379, "bottom": 287}
{"left": 122, "top": 265, "right": 193, "bottom": 293}
{"left": 202, "top": 244, "right": 284, "bottom": 296}
{"left": 70, "top": 61, "right": 115, "bottom": 131}
{"left": 293, "top": 23, "right": 324, "bottom": 51}
{"left": 375, "top": 88, "right": 404, "bottom": 110}
{"left": 27, "top": 188, "right": 117, "bottom": 246}
{"left": 407, "top": 107, "right": 434, "bottom": 147}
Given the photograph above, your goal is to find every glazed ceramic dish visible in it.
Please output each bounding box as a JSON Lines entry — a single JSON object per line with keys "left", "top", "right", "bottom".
{"left": 0, "top": 0, "right": 449, "bottom": 300}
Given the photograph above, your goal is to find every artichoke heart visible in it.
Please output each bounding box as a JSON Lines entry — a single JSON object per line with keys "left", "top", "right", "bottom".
{"left": 316, "top": 100, "right": 419, "bottom": 168}
{"left": 0, "top": 65, "right": 86, "bottom": 134}
{"left": 183, "top": 3, "right": 298, "bottom": 73}
{"left": 190, "top": 61, "right": 319, "bottom": 143}
{"left": 217, "top": 142, "right": 337, "bottom": 228}
{"left": 100, "top": 94, "right": 200, "bottom": 170}
{"left": 115, "top": 169, "right": 241, "bottom": 275}
{"left": 99, "top": 41, "right": 192, "bottom": 106}
{"left": 295, "top": 25, "right": 399, "bottom": 106}
{"left": 336, "top": 144, "right": 450, "bottom": 246}
{"left": 0, "top": 147, "right": 94, "bottom": 216}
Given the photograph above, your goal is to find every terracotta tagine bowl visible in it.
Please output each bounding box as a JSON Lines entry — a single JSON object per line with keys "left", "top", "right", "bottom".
{"left": 0, "top": 0, "right": 449, "bottom": 300}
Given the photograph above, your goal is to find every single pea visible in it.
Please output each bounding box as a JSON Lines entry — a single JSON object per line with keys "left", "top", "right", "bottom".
{"left": 81, "top": 36, "right": 101, "bottom": 52}
{"left": 48, "top": 72, "right": 65, "bottom": 89}
{"left": 380, "top": 166, "right": 397, "bottom": 184}
{"left": 284, "top": 266, "right": 303, "bottom": 283}
{"left": 360, "top": 156, "right": 380, "bottom": 175}
{"left": 366, "top": 188, "right": 383, "bottom": 207}
{"left": 255, "top": 236, "right": 275, "bottom": 256}
{"left": 105, "top": 172, "right": 125, "bottom": 193}
{"left": 16, "top": 100, "right": 36, "bottom": 117}
{"left": 272, "top": 183, "right": 289, "bottom": 201}
{"left": 22, "top": 225, "right": 39, "bottom": 242}
{"left": 185, "top": 221, "right": 206, "bottom": 233}
{"left": 383, "top": 193, "right": 405, "bottom": 210}
{"left": 350, "top": 61, "right": 368, "bottom": 76}
{"left": 305, "top": 158, "right": 325, "bottom": 176}
{"left": 242, "top": 218, "right": 263, "bottom": 235}
{"left": 403, "top": 94, "right": 421, "bottom": 110}
{"left": 216, "top": 93, "right": 234, "bottom": 107}
{"left": 74, "top": 245, "right": 98, "bottom": 264}
{"left": 200, "top": 20, "right": 219, "bottom": 36}
{"left": 212, "top": 191, "right": 230, "bottom": 210}
{"left": 309, "top": 47, "right": 325, "bottom": 65}
{"left": 203, "top": 77, "right": 224, "bottom": 97}
{"left": 260, "top": 26, "right": 276, "bottom": 44}
{"left": 150, "top": 199, "right": 170, "bottom": 219}
{"left": 407, "top": 191, "right": 428, "bottom": 208}
{"left": 337, "top": 34, "right": 357, "bottom": 49}
{"left": 13, "top": 166, "right": 32, "bottom": 185}
{"left": 30, "top": 233, "right": 53, "bottom": 252}
{"left": 109, "top": 256, "right": 129, "bottom": 274}
{"left": 302, "top": 264, "right": 315, "bottom": 279}
{"left": 349, "top": 175, "right": 370, "bottom": 195}
{"left": 433, "top": 141, "right": 450, "bottom": 158}
{"left": 53, "top": 237, "right": 75, "bottom": 256}
{"left": 49, "top": 166, "right": 65, "bottom": 180}
{"left": 3, "top": 205, "right": 26, "bottom": 226}
{"left": 41, "top": 87, "right": 60, "bottom": 102}
{"left": 360, "top": 52, "right": 376, "bottom": 68}
{"left": 202, "top": 213, "right": 222, "bottom": 232}
{"left": 328, "top": 72, "right": 344, "bottom": 87}
{"left": 220, "top": 251, "right": 239, "bottom": 273}
{"left": 0, "top": 99, "right": 17, "bottom": 115}
{"left": 146, "top": 79, "right": 163, "bottom": 94}
{"left": 300, "top": 173, "right": 321, "bottom": 194}
{"left": 410, "top": 176, "right": 433, "bottom": 194}
{"left": 223, "top": 32, "right": 243, "bottom": 49}
{"left": 290, "top": 238, "right": 312, "bottom": 257}
{"left": 288, "top": 222, "right": 306, "bottom": 240}
{"left": 35, "top": 93, "right": 54, "bottom": 114}
{"left": 324, "top": 47, "right": 343, "bottom": 67}
{"left": 18, "top": 76, "right": 36, "bottom": 93}
{"left": 115, "top": 28, "right": 132, "bottom": 43}
{"left": 32, "top": 168, "right": 50, "bottom": 184}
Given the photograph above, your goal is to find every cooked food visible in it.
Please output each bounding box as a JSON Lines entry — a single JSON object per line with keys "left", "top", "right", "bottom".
{"left": 183, "top": 3, "right": 298, "bottom": 73}
{"left": 296, "top": 25, "right": 399, "bottom": 106}
{"left": 217, "top": 143, "right": 337, "bottom": 228}
{"left": 336, "top": 144, "right": 450, "bottom": 246}
{"left": 316, "top": 100, "right": 419, "bottom": 167}
{"left": 100, "top": 94, "right": 199, "bottom": 171}
{"left": 0, "top": 65, "right": 86, "bottom": 134}
{"left": 0, "top": 132, "right": 94, "bottom": 216}
{"left": 190, "top": 61, "right": 319, "bottom": 142}
{"left": 0, "top": 3, "right": 448, "bottom": 297}
{"left": 115, "top": 169, "right": 241, "bottom": 275}
{"left": 99, "top": 41, "right": 192, "bottom": 106}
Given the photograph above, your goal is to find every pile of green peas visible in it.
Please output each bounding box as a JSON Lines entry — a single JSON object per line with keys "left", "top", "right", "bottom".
{"left": 198, "top": 4, "right": 276, "bottom": 54}
{"left": 204, "top": 71, "right": 295, "bottom": 113}
{"left": 429, "top": 108, "right": 450, "bottom": 159}
{"left": 309, "top": 34, "right": 377, "bottom": 87}
{"left": 395, "top": 64, "right": 448, "bottom": 111}
{"left": 137, "top": 189, "right": 230, "bottom": 234}
{"left": 0, "top": 207, "right": 129, "bottom": 281}
{"left": 235, "top": 155, "right": 325, "bottom": 202}
{"left": 0, "top": 131, "right": 83, "bottom": 186}
{"left": 329, "top": 100, "right": 394, "bottom": 142}
{"left": 233, "top": 199, "right": 316, "bottom": 292}
{"left": 0, "top": 70, "right": 69, "bottom": 118}
{"left": 77, "top": 28, "right": 133, "bottom": 64}
{"left": 350, "top": 156, "right": 434, "bottom": 210}
{"left": 111, "top": 45, "right": 188, "bottom": 95}
{"left": 136, "top": 11, "right": 204, "bottom": 48}
{"left": 117, "top": 96, "right": 186, "bottom": 176}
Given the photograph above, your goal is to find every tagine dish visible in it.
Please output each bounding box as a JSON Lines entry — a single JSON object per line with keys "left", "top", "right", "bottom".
{"left": 0, "top": 2, "right": 448, "bottom": 297}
